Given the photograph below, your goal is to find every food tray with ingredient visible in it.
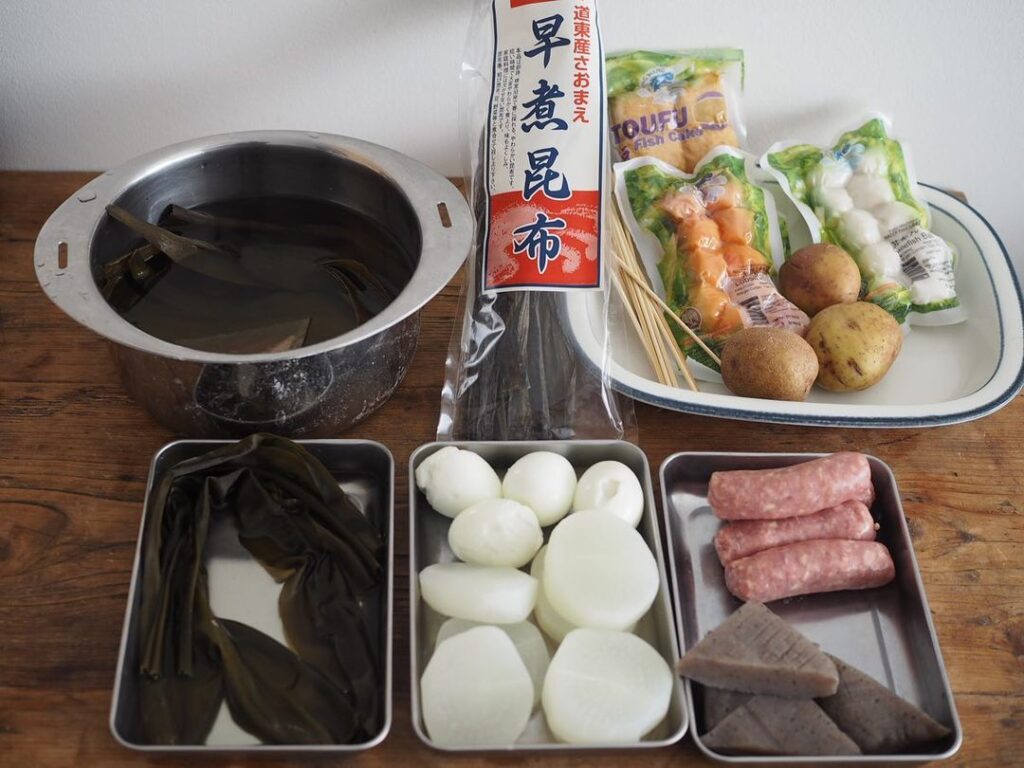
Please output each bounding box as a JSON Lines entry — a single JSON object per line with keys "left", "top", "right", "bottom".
{"left": 408, "top": 440, "right": 687, "bottom": 751}
{"left": 661, "top": 452, "right": 961, "bottom": 763}
{"left": 566, "top": 185, "right": 1024, "bottom": 427}
{"left": 110, "top": 437, "right": 394, "bottom": 752}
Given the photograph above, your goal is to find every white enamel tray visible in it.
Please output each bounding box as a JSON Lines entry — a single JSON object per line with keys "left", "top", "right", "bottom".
{"left": 566, "top": 184, "right": 1024, "bottom": 427}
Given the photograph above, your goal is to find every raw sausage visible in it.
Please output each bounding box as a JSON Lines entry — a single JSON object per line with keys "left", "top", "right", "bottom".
{"left": 708, "top": 453, "right": 874, "bottom": 521}
{"left": 724, "top": 540, "right": 895, "bottom": 602}
{"left": 714, "top": 500, "right": 877, "bottom": 565}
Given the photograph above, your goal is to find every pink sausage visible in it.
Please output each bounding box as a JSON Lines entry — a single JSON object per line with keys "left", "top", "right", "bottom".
{"left": 724, "top": 539, "right": 895, "bottom": 603}
{"left": 708, "top": 453, "right": 874, "bottom": 521}
{"left": 714, "top": 500, "right": 877, "bottom": 565}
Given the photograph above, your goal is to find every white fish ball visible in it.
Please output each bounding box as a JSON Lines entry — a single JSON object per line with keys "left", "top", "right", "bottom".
{"left": 415, "top": 446, "right": 501, "bottom": 518}
{"left": 419, "top": 563, "right": 537, "bottom": 624}
{"left": 530, "top": 545, "right": 579, "bottom": 643}
{"left": 812, "top": 185, "right": 855, "bottom": 216}
{"left": 542, "top": 628, "right": 673, "bottom": 744}
{"left": 807, "top": 157, "right": 852, "bottom": 190}
{"left": 543, "top": 510, "right": 659, "bottom": 630}
{"left": 858, "top": 241, "right": 904, "bottom": 280}
{"left": 837, "top": 209, "right": 883, "bottom": 250}
{"left": 911, "top": 273, "right": 956, "bottom": 305}
{"left": 421, "top": 626, "right": 533, "bottom": 746}
{"left": 436, "top": 618, "right": 550, "bottom": 708}
{"left": 851, "top": 146, "right": 890, "bottom": 176}
{"left": 847, "top": 172, "right": 896, "bottom": 210}
{"left": 572, "top": 461, "right": 644, "bottom": 527}
{"left": 873, "top": 201, "right": 920, "bottom": 234}
{"left": 448, "top": 498, "right": 543, "bottom": 568}
{"left": 502, "top": 451, "right": 577, "bottom": 527}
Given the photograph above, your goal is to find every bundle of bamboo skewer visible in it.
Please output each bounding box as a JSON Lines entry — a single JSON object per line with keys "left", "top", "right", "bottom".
{"left": 607, "top": 199, "right": 721, "bottom": 393}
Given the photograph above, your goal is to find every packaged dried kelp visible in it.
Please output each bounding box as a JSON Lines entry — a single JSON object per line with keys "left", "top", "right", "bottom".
{"left": 438, "top": 0, "right": 633, "bottom": 441}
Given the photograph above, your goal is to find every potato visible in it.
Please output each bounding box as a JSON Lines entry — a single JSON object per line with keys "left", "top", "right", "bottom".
{"left": 779, "top": 244, "right": 861, "bottom": 316}
{"left": 720, "top": 327, "right": 819, "bottom": 401}
{"left": 806, "top": 302, "right": 902, "bottom": 392}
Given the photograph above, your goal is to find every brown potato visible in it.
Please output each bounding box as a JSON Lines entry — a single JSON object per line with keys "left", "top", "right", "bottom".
{"left": 806, "top": 302, "right": 903, "bottom": 392}
{"left": 721, "top": 327, "right": 819, "bottom": 401}
{"left": 779, "top": 244, "right": 861, "bottom": 317}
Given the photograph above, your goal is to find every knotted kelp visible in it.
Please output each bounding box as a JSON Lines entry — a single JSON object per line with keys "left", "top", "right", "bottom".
{"left": 136, "top": 433, "right": 384, "bottom": 745}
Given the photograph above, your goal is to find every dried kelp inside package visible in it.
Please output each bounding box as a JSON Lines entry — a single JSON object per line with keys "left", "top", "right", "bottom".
{"left": 438, "top": 0, "right": 634, "bottom": 441}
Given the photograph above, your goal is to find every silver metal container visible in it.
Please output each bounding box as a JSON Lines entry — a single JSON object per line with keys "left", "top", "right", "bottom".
{"left": 34, "top": 131, "right": 472, "bottom": 437}
{"left": 408, "top": 440, "right": 689, "bottom": 752}
{"left": 111, "top": 439, "right": 395, "bottom": 753}
{"left": 660, "top": 452, "right": 962, "bottom": 764}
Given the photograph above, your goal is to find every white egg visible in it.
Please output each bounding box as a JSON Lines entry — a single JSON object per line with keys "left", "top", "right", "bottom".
{"left": 873, "top": 201, "right": 920, "bottom": 234}
{"left": 419, "top": 563, "right": 537, "bottom": 624}
{"left": 807, "top": 157, "right": 852, "bottom": 190}
{"left": 447, "top": 498, "right": 543, "bottom": 568}
{"left": 529, "top": 545, "right": 579, "bottom": 643}
{"left": 858, "top": 241, "right": 904, "bottom": 280}
{"left": 846, "top": 172, "right": 895, "bottom": 210}
{"left": 572, "top": 461, "right": 644, "bottom": 528}
{"left": 435, "top": 618, "right": 550, "bottom": 708}
{"left": 541, "top": 628, "right": 674, "bottom": 744}
{"left": 415, "top": 446, "right": 501, "bottom": 518}
{"left": 421, "top": 626, "right": 533, "bottom": 746}
{"left": 502, "top": 451, "right": 577, "bottom": 527}
{"left": 543, "top": 510, "right": 659, "bottom": 631}
{"left": 851, "top": 146, "right": 890, "bottom": 177}
{"left": 812, "top": 185, "right": 855, "bottom": 216}
{"left": 837, "top": 209, "right": 883, "bottom": 250}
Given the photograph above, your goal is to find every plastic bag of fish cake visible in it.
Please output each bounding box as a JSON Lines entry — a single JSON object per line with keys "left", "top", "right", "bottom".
{"left": 438, "top": 0, "right": 635, "bottom": 441}
{"left": 607, "top": 49, "right": 746, "bottom": 173}
{"left": 615, "top": 148, "right": 808, "bottom": 378}
{"left": 763, "top": 115, "right": 964, "bottom": 326}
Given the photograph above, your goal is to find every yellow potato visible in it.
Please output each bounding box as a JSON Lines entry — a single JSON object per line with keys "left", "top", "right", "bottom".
{"left": 806, "top": 302, "right": 902, "bottom": 392}
{"left": 720, "top": 327, "right": 819, "bottom": 401}
{"left": 779, "top": 244, "right": 861, "bottom": 317}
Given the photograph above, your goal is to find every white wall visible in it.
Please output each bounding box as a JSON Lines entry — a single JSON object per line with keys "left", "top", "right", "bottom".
{"left": 2, "top": 0, "right": 1021, "bottom": 269}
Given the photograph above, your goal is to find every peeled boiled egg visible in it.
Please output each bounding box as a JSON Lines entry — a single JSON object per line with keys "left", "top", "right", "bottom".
{"left": 447, "top": 498, "right": 543, "bottom": 568}
{"left": 502, "top": 451, "right": 577, "bottom": 527}
{"left": 419, "top": 563, "right": 537, "bottom": 624}
{"left": 837, "top": 209, "right": 883, "bottom": 250}
{"left": 415, "top": 446, "right": 501, "bottom": 518}
{"left": 846, "top": 172, "right": 895, "bottom": 210}
{"left": 572, "top": 461, "right": 644, "bottom": 527}
{"left": 543, "top": 510, "right": 659, "bottom": 630}
{"left": 541, "top": 628, "right": 673, "bottom": 744}
{"left": 421, "top": 626, "right": 533, "bottom": 746}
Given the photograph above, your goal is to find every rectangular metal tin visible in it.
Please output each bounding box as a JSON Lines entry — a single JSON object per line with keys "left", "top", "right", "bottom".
{"left": 660, "top": 452, "right": 962, "bottom": 764}
{"left": 408, "top": 440, "right": 689, "bottom": 752}
{"left": 110, "top": 438, "right": 395, "bottom": 753}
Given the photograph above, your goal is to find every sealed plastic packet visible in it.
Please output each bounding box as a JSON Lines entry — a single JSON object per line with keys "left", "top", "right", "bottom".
{"left": 763, "top": 115, "right": 964, "bottom": 326}
{"left": 438, "top": 0, "right": 633, "bottom": 441}
{"left": 614, "top": 148, "right": 808, "bottom": 377}
{"left": 607, "top": 49, "right": 745, "bottom": 173}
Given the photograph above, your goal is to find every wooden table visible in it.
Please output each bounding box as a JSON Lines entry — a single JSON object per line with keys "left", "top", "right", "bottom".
{"left": 1, "top": 171, "right": 1021, "bottom": 767}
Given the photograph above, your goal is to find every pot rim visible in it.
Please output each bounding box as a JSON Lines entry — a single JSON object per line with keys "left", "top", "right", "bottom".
{"left": 34, "top": 130, "right": 473, "bottom": 363}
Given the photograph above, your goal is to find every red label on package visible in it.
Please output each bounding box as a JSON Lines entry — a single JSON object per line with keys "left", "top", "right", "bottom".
{"left": 482, "top": 0, "right": 605, "bottom": 292}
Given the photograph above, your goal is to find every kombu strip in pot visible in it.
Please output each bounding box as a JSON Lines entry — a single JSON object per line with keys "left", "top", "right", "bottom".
{"left": 136, "top": 433, "right": 383, "bottom": 745}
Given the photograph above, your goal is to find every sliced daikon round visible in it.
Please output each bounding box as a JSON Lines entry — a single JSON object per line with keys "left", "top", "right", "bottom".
{"left": 415, "top": 446, "right": 501, "bottom": 518}
{"left": 419, "top": 563, "right": 537, "bottom": 624}
{"left": 436, "top": 618, "right": 550, "bottom": 708}
{"left": 502, "top": 451, "right": 576, "bottom": 526}
{"left": 448, "top": 498, "right": 543, "bottom": 568}
{"left": 572, "top": 461, "right": 644, "bottom": 527}
{"left": 421, "top": 626, "right": 533, "bottom": 746}
{"left": 529, "top": 545, "right": 578, "bottom": 643}
{"left": 542, "top": 628, "right": 673, "bottom": 744}
{"left": 543, "top": 510, "right": 658, "bottom": 630}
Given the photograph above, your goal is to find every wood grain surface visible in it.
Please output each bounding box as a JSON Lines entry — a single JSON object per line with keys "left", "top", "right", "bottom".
{"left": 0, "top": 171, "right": 1021, "bottom": 767}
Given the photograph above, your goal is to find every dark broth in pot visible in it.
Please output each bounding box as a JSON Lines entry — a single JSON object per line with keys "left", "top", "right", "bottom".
{"left": 101, "top": 196, "right": 414, "bottom": 354}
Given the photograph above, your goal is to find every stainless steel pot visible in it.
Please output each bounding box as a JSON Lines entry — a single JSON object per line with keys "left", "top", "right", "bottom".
{"left": 35, "top": 131, "right": 472, "bottom": 437}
